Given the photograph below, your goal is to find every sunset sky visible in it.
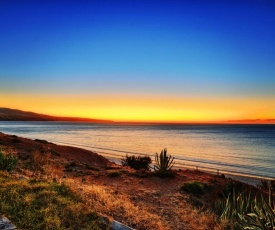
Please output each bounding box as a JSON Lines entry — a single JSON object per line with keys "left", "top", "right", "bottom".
{"left": 1, "top": 1, "right": 275, "bottom": 122}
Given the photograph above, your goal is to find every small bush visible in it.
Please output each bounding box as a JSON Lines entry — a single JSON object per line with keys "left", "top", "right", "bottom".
{"left": 107, "top": 171, "right": 122, "bottom": 178}
{"left": 0, "top": 149, "right": 18, "bottom": 172}
{"left": 258, "top": 179, "right": 275, "bottom": 191}
{"left": 34, "top": 139, "right": 50, "bottom": 144}
{"left": 121, "top": 155, "right": 152, "bottom": 170}
{"left": 180, "top": 181, "right": 206, "bottom": 196}
{"left": 222, "top": 179, "right": 244, "bottom": 198}
{"left": 50, "top": 149, "right": 60, "bottom": 157}
{"left": 133, "top": 168, "right": 153, "bottom": 178}
{"left": 27, "top": 150, "right": 51, "bottom": 174}
{"left": 12, "top": 138, "right": 22, "bottom": 143}
{"left": 65, "top": 162, "right": 78, "bottom": 170}
{"left": 85, "top": 164, "right": 99, "bottom": 171}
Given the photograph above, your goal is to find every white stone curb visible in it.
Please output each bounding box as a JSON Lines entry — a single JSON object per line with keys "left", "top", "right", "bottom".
{"left": 112, "top": 220, "right": 135, "bottom": 230}
{"left": 0, "top": 216, "right": 16, "bottom": 230}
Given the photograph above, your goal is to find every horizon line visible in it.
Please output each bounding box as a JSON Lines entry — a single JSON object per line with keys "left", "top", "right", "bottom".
{"left": 1, "top": 107, "right": 275, "bottom": 125}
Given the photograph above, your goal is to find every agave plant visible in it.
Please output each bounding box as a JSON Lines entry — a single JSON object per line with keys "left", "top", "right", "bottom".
{"left": 153, "top": 148, "right": 175, "bottom": 177}
{"left": 243, "top": 187, "right": 275, "bottom": 230}
{"left": 216, "top": 183, "right": 275, "bottom": 230}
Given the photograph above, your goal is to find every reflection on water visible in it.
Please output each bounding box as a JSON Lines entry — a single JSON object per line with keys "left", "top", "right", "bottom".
{"left": 0, "top": 121, "right": 275, "bottom": 178}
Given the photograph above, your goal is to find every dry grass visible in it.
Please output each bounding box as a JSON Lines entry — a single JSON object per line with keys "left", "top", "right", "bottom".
{"left": 175, "top": 204, "right": 225, "bottom": 230}
{"left": 64, "top": 178, "right": 227, "bottom": 230}
{"left": 0, "top": 171, "right": 106, "bottom": 230}
{"left": 13, "top": 152, "right": 227, "bottom": 230}
{"left": 65, "top": 178, "right": 165, "bottom": 230}
{"left": 29, "top": 150, "right": 51, "bottom": 173}
{"left": 0, "top": 134, "right": 229, "bottom": 229}
{"left": 23, "top": 150, "right": 64, "bottom": 180}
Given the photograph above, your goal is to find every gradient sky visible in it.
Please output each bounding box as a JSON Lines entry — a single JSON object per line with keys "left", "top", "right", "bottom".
{"left": 1, "top": 1, "right": 275, "bottom": 122}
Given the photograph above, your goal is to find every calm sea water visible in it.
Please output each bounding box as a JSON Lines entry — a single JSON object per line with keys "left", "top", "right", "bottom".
{"left": 0, "top": 121, "right": 275, "bottom": 179}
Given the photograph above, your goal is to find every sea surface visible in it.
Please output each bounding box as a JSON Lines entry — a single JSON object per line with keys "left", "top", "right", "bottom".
{"left": 0, "top": 121, "right": 275, "bottom": 179}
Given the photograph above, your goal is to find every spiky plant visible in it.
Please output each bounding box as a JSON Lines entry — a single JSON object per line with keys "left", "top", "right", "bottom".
{"left": 216, "top": 183, "right": 275, "bottom": 229}
{"left": 153, "top": 148, "right": 175, "bottom": 177}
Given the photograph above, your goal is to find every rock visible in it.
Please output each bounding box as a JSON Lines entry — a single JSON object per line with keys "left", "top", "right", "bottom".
{"left": 0, "top": 216, "right": 16, "bottom": 230}
{"left": 100, "top": 217, "right": 134, "bottom": 230}
{"left": 112, "top": 220, "right": 134, "bottom": 230}
{"left": 18, "top": 175, "right": 28, "bottom": 180}
{"left": 101, "top": 216, "right": 111, "bottom": 226}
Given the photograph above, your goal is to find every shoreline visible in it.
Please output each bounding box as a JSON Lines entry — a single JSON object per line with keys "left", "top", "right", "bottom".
{"left": 22, "top": 136, "right": 275, "bottom": 186}
{"left": 0, "top": 131, "right": 270, "bottom": 187}
{"left": 108, "top": 157, "right": 267, "bottom": 186}
{"left": 0, "top": 131, "right": 272, "bottom": 229}
{"left": 22, "top": 135, "right": 274, "bottom": 183}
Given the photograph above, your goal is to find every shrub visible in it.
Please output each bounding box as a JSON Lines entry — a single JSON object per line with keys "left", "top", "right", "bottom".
{"left": 121, "top": 155, "right": 152, "bottom": 170}
{"left": 65, "top": 162, "right": 78, "bottom": 171}
{"left": 26, "top": 150, "right": 51, "bottom": 174}
{"left": 107, "top": 171, "right": 122, "bottom": 178}
{"left": 180, "top": 181, "right": 206, "bottom": 196}
{"left": 258, "top": 179, "right": 275, "bottom": 191}
{"left": 34, "top": 139, "right": 50, "bottom": 144}
{"left": 222, "top": 179, "right": 244, "bottom": 199}
{"left": 0, "top": 149, "right": 18, "bottom": 172}
{"left": 133, "top": 168, "right": 154, "bottom": 178}
{"left": 12, "top": 138, "right": 22, "bottom": 143}
{"left": 153, "top": 148, "right": 175, "bottom": 177}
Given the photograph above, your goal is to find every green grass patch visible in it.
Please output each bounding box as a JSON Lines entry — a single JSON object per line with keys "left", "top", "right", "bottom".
{"left": 0, "top": 149, "right": 18, "bottom": 172}
{"left": 0, "top": 171, "right": 108, "bottom": 230}
{"left": 180, "top": 181, "right": 206, "bottom": 196}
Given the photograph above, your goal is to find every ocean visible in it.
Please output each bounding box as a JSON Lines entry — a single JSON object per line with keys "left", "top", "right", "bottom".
{"left": 0, "top": 121, "right": 274, "bottom": 179}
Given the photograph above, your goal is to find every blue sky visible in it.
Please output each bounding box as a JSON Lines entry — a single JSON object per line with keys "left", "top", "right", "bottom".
{"left": 0, "top": 1, "right": 275, "bottom": 121}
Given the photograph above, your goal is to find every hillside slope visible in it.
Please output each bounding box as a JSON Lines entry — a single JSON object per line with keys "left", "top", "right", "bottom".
{"left": 0, "top": 108, "right": 112, "bottom": 123}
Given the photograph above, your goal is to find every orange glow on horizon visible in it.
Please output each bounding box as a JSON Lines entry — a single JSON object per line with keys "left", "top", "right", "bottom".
{"left": 1, "top": 93, "right": 275, "bottom": 123}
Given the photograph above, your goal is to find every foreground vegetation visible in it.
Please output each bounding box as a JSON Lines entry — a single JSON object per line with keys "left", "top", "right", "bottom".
{"left": 153, "top": 148, "right": 175, "bottom": 177}
{"left": 121, "top": 154, "right": 152, "bottom": 170}
{"left": 0, "top": 148, "right": 18, "bottom": 172}
{"left": 215, "top": 181, "right": 275, "bottom": 230}
{"left": 122, "top": 148, "right": 176, "bottom": 177}
{"left": 121, "top": 149, "right": 275, "bottom": 229}
{"left": 2, "top": 134, "right": 274, "bottom": 229}
{"left": 0, "top": 171, "right": 107, "bottom": 230}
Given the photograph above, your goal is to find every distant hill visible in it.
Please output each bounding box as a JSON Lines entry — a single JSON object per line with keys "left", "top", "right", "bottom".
{"left": 0, "top": 108, "right": 113, "bottom": 123}
{"left": 227, "top": 119, "right": 275, "bottom": 124}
